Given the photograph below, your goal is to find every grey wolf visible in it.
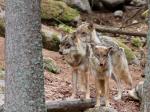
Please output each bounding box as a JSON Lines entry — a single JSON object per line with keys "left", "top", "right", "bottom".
{"left": 91, "top": 45, "right": 113, "bottom": 107}
{"left": 59, "top": 22, "right": 133, "bottom": 106}
{"left": 91, "top": 45, "right": 133, "bottom": 107}
{"left": 59, "top": 33, "right": 91, "bottom": 99}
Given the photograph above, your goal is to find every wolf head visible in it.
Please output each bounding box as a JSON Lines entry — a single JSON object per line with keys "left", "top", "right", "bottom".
{"left": 59, "top": 22, "right": 97, "bottom": 56}
{"left": 75, "top": 22, "right": 100, "bottom": 43}
{"left": 59, "top": 32, "right": 87, "bottom": 66}
{"left": 92, "top": 45, "right": 112, "bottom": 66}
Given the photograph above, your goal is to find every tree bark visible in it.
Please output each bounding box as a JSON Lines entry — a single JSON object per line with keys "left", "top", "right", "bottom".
{"left": 140, "top": 1, "right": 150, "bottom": 111}
{"left": 94, "top": 24, "right": 147, "bottom": 37}
{"left": 5, "top": 0, "right": 46, "bottom": 112}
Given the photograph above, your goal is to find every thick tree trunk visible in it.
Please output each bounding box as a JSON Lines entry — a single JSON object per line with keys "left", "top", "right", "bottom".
{"left": 140, "top": 1, "right": 150, "bottom": 111}
{"left": 5, "top": 0, "right": 46, "bottom": 112}
{"left": 140, "top": 33, "right": 150, "bottom": 111}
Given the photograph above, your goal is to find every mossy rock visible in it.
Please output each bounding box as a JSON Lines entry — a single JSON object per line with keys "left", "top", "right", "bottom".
{"left": 43, "top": 58, "right": 61, "bottom": 74}
{"left": 113, "top": 38, "right": 136, "bottom": 63}
{"left": 131, "top": 37, "right": 142, "bottom": 48}
{"left": 49, "top": 34, "right": 60, "bottom": 51}
{"left": 0, "top": 18, "right": 4, "bottom": 37}
{"left": 58, "top": 24, "right": 75, "bottom": 33}
{"left": 41, "top": 0, "right": 80, "bottom": 22}
{"left": 42, "top": 33, "right": 61, "bottom": 51}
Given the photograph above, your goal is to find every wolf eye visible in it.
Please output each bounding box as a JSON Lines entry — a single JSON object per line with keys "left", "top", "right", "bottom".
{"left": 104, "top": 54, "right": 107, "bottom": 57}
{"left": 81, "top": 32, "right": 87, "bottom": 35}
{"left": 65, "top": 43, "right": 71, "bottom": 48}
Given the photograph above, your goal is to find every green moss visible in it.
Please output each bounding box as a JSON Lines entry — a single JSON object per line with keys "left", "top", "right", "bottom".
{"left": 58, "top": 24, "right": 75, "bottom": 33}
{"left": 141, "top": 9, "right": 148, "bottom": 18}
{"left": 131, "top": 37, "right": 142, "bottom": 48}
{"left": 43, "top": 58, "right": 60, "bottom": 74}
{"left": 41, "top": 0, "right": 80, "bottom": 22}
{"left": 113, "top": 38, "right": 136, "bottom": 62}
{"left": 50, "top": 34, "right": 60, "bottom": 51}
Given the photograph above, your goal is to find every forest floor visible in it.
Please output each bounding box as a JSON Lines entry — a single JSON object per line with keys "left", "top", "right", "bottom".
{"left": 0, "top": 6, "right": 148, "bottom": 112}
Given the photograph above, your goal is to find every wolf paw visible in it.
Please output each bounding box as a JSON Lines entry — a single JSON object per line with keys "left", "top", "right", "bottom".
{"left": 85, "top": 94, "right": 90, "bottom": 99}
{"left": 80, "top": 86, "right": 86, "bottom": 92}
{"left": 94, "top": 104, "right": 100, "bottom": 108}
{"left": 114, "top": 95, "right": 121, "bottom": 100}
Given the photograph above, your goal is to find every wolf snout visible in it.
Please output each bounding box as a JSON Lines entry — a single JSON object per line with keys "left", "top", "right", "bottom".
{"left": 59, "top": 50, "right": 63, "bottom": 55}
{"left": 100, "top": 63, "right": 104, "bottom": 66}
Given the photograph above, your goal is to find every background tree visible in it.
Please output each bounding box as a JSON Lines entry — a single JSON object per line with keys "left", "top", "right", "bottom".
{"left": 140, "top": 1, "right": 150, "bottom": 111}
{"left": 5, "top": 0, "right": 46, "bottom": 112}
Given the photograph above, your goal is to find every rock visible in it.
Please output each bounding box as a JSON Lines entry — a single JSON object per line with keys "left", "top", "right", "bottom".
{"left": 58, "top": 24, "right": 75, "bottom": 33}
{"left": 101, "top": 0, "right": 125, "bottom": 10}
{"left": 114, "top": 10, "right": 123, "bottom": 18}
{"left": 63, "top": 0, "right": 92, "bottom": 13}
{"left": 132, "top": 20, "right": 138, "bottom": 24}
{"left": 89, "top": 0, "right": 104, "bottom": 10}
{"left": 43, "top": 58, "right": 61, "bottom": 74}
{"left": 130, "top": 0, "right": 146, "bottom": 6}
{"left": 42, "top": 25, "right": 62, "bottom": 51}
{"left": 84, "top": 107, "right": 118, "bottom": 112}
{"left": 41, "top": 0, "right": 80, "bottom": 22}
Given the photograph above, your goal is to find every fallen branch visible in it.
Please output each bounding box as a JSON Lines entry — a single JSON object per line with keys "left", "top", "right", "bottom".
{"left": 46, "top": 99, "right": 96, "bottom": 112}
{"left": 94, "top": 24, "right": 147, "bottom": 37}
{"left": 0, "top": 98, "right": 117, "bottom": 112}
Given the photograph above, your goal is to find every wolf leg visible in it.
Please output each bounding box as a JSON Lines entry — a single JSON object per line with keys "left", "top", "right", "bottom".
{"left": 85, "top": 71, "right": 90, "bottom": 99}
{"left": 114, "top": 75, "right": 122, "bottom": 100}
{"left": 70, "top": 69, "right": 78, "bottom": 99}
{"left": 104, "top": 77, "right": 111, "bottom": 107}
{"left": 95, "top": 79, "right": 101, "bottom": 107}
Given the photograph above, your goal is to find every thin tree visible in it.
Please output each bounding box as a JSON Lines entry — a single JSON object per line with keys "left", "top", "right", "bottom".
{"left": 140, "top": 1, "right": 150, "bottom": 111}
{"left": 5, "top": 0, "right": 46, "bottom": 112}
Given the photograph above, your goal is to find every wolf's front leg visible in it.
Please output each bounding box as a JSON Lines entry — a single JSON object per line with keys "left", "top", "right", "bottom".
{"left": 104, "top": 78, "right": 111, "bottom": 107}
{"left": 95, "top": 79, "right": 101, "bottom": 107}
{"left": 70, "top": 69, "right": 78, "bottom": 99}
{"left": 85, "top": 72, "right": 90, "bottom": 99}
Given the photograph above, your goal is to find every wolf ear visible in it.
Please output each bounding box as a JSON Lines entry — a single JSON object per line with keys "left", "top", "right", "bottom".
{"left": 107, "top": 47, "right": 113, "bottom": 54}
{"left": 71, "top": 32, "right": 76, "bottom": 40}
{"left": 88, "top": 23, "right": 94, "bottom": 30}
{"left": 119, "top": 47, "right": 124, "bottom": 51}
{"left": 90, "top": 43, "right": 95, "bottom": 48}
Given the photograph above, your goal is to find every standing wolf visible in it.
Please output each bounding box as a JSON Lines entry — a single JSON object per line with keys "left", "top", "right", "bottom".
{"left": 59, "top": 33, "right": 91, "bottom": 99}
{"left": 91, "top": 45, "right": 133, "bottom": 107}
{"left": 59, "top": 23, "right": 132, "bottom": 106}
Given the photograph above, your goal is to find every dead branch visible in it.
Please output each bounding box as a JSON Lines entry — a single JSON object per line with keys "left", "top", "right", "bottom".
{"left": 46, "top": 99, "right": 96, "bottom": 112}
{"left": 0, "top": 98, "right": 117, "bottom": 112}
{"left": 94, "top": 24, "right": 147, "bottom": 37}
